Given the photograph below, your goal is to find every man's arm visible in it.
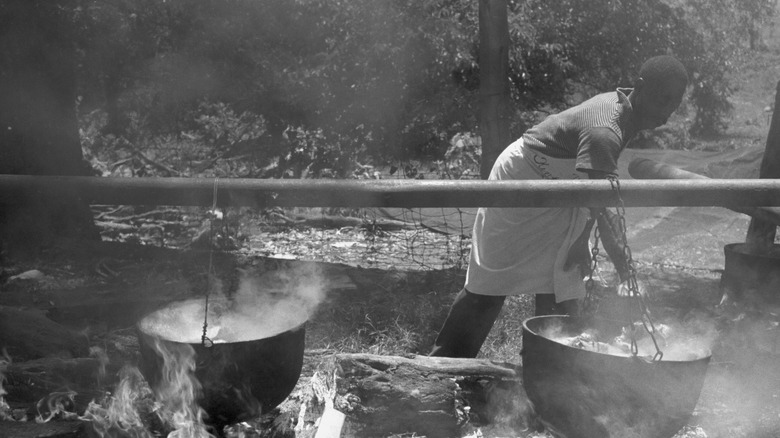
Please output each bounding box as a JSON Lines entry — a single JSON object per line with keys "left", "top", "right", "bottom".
{"left": 584, "top": 170, "right": 631, "bottom": 282}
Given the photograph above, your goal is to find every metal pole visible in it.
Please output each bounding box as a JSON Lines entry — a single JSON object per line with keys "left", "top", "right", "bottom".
{"left": 629, "top": 157, "right": 780, "bottom": 227}
{"left": 1, "top": 174, "right": 780, "bottom": 209}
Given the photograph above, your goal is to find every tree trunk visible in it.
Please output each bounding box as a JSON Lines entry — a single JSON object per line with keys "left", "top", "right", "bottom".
{"left": 478, "top": 0, "right": 512, "bottom": 179}
{"left": 0, "top": 0, "right": 98, "bottom": 247}
{"left": 745, "top": 80, "right": 780, "bottom": 252}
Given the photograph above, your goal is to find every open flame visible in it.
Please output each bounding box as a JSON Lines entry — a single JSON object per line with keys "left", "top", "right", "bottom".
{"left": 82, "top": 339, "right": 215, "bottom": 437}
{"left": 0, "top": 349, "right": 12, "bottom": 421}
{"left": 36, "top": 390, "right": 79, "bottom": 423}
{"left": 82, "top": 366, "right": 158, "bottom": 437}
{"left": 148, "top": 337, "right": 213, "bottom": 438}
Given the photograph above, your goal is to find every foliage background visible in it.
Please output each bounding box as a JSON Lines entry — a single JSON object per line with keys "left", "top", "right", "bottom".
{"left": 72, "top": 0, "right": 776, "bottom": 180}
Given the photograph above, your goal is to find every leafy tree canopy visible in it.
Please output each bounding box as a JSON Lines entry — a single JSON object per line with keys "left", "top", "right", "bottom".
{"left": 66, "top": 0, "right": 771, "bottom": 177}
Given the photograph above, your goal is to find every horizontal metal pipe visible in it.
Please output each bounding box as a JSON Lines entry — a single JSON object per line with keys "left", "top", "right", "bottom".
{"left": 629, "top": 157, "right": 780, "bottom": 226}
{"left": 1, "top": 174, "right": 780, "bottom": 208}
{"left": 628, "top": 158, "right": 710, "bottom": 180}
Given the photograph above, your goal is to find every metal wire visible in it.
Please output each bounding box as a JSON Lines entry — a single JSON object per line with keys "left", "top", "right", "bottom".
{"left": 201, "top": 177, "right": 219, "bottom": 348}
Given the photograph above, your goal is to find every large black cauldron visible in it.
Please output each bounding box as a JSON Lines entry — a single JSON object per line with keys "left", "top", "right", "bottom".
{"left": 136, "top": 300, "right": 306, "bottom": 430}
{"left": 522, "top": 316, "right": 710, "bottom": 438}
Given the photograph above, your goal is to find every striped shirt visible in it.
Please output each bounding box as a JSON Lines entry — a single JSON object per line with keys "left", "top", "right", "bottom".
{"left": 522, "top": 88, "right": 636, "bottom": 175}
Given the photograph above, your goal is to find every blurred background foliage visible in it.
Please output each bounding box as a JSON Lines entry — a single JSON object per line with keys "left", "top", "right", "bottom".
{"left": 68, "top": 0, "right": 776, "bottom": 178}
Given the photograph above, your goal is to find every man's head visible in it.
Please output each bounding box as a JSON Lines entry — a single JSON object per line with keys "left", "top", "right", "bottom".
{"left": 631, "top": 55, "right": 688, "bottom": 130}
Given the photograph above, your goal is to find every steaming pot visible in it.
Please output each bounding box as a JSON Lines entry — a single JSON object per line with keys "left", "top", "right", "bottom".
{"left": 136, "top": 301, "right": 306, "bottom": 429}
{"left": 522, "top": 315, "right": 710, "bottom": 438}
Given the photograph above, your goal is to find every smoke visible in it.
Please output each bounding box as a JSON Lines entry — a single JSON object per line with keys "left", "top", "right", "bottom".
{"left": 539, "top": 312, "right": 718, "bottom": 361}
{"left": 696, "top": 293, "right": 780, "bottom": 436}
{"left": 139, "top": 262, "right": 327, "bottom": 344}
{"left": 232, "top": 262, "right": 326, "bottom": 318}
{"left": 205, "top": 261, "right": 326, "bottom": 343}
{"left": 654, "top": 311, "right": 719, "bottom": 361}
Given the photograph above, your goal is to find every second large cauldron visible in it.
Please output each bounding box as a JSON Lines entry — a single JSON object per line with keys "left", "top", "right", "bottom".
{"left": 522, "top": 315, "right": 710, "bottom": 438}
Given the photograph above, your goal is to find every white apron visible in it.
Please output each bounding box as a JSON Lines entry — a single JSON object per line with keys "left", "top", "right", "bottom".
{"left": 465, "top": 138, "right": 590, "bottom": 302}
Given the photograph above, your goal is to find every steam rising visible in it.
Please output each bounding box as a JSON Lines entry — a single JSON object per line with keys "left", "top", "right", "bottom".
{"left": 540, "top": 314, "right": 717, "bottom": 361}
{"left": 139, "top": 263, "right": 326, "bottom": 343}
{"left": 81, "top": 263, "right": 327, "bottom": 436}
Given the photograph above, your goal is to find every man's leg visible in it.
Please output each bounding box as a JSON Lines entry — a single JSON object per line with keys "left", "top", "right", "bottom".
{"left": 430, "top": 288, "right": 506, "bottom": 358}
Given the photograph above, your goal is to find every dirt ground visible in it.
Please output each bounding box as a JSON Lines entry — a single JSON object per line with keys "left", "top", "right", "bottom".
{"left": 1, "top": 216, "right": 780, "bottom": 438}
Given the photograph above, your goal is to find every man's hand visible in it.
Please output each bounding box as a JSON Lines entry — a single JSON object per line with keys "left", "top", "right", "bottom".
{"left": 617, "top": 279, "right": 648, "bottom": 298}
{"left": 582, "top": 171, "right": 632, "bottom": 282}
{"left": 596, "top": 208, "right": 632, "bottom": 282}
{"left": 564, "top": 216, "right": 595, "bottom": 276}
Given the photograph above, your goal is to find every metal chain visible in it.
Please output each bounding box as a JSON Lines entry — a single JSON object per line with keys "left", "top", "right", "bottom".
{"left": 201, "top": 177, "right": 219, "bottom": 348}
{"left": 583, "top": 218, "right": 601, "bottom": 315}
{"left": 607, "top": 175, "right": 663, "bottom": 361}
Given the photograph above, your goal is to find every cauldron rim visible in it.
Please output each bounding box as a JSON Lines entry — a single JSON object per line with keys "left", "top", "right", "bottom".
{"left": 136, "top": 296, "right": 309, "bottom": 345}
{"left": 136, "top": 320, "right": 306, "bottom": 347}
{"left": 522, "top": 314, "right": 713, "bottom": 363}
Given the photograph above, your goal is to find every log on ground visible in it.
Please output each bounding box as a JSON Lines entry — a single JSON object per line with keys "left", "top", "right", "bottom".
{"left": 0, "top": 306, "right": 90, "bottom": 360}
{"left": 0, "top": 420, "right": 85, "bottom": 438}
{"left": 324, "top": 353, "right": 530, "bottom": 438}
